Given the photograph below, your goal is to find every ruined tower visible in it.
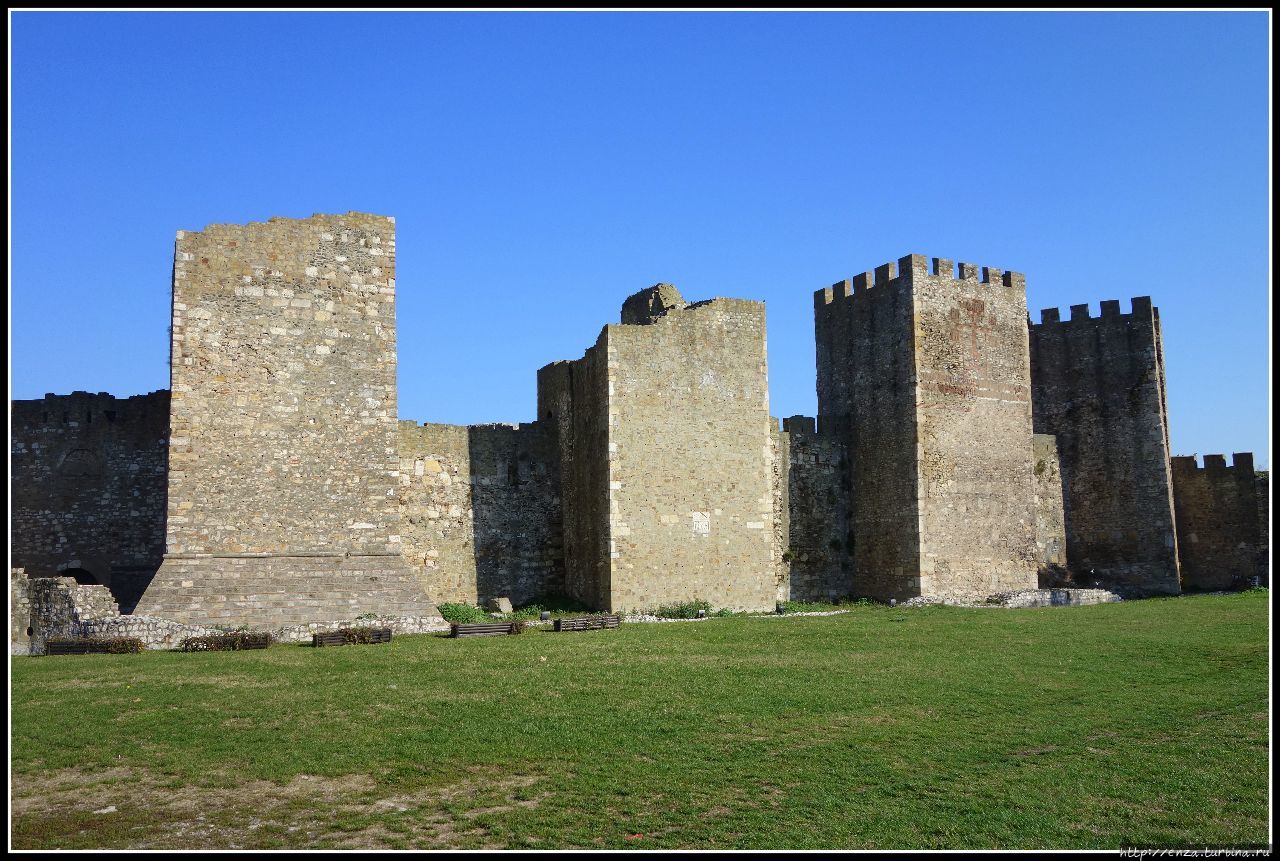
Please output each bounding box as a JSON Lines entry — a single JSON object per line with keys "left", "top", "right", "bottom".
{"left": 538, "top": 284, "right": 778, "bottom": 612}
{"left": 815, "top": 255, "right": 1041, "bottom": 601}
{"left": 133, "top": 213, "right": 440, "bottom": 626}
{"left": 1028, "top": 298, "right": 1180, "bottom": 595}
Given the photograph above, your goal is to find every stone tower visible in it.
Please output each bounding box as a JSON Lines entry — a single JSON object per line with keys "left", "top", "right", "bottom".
{"left": 1028, "top": 298, "right": 1181, "bottom": 595}
{"left": 133, "top": 213, "right": 439, "bottom": 626}
{"left": 538, "top": 284, "right": 778, "bottom": 612}
{"left": 815, "top": 255, "right": 1041, "bottom": 601}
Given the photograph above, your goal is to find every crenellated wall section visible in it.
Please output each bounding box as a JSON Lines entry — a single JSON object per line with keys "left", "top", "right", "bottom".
{"left": 10, "top": 390, "right": 170, "bottom": 611}
{"left": 772, "top": 416, "right": 852, "bottom": 602}
{"left": 1170, "top": 454, "right": 1268, "bottom": 591}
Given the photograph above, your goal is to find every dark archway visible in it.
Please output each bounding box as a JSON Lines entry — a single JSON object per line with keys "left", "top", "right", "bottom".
{"left": 60, "top": 567, "right": 101, "bottom": 586}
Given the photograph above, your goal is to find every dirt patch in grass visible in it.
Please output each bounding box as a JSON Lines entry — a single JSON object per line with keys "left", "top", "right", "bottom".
{"left": 12, "top": 765, "right": 548, "bottom": 849}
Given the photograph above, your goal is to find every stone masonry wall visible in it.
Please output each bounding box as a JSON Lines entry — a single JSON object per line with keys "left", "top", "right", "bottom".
{"left": 538, "top": 347, "right": 612, "bottom": 609}
{"left": 25, "top": 577, "right": 121, "bottom": 655}
{"left": 1029, "top": 298, "right": 1181, "bottom": 596}
{"left": 816, "top": 255, "right": 1039, "bottom": 600}
{"left": 11, "top": 569, "right": 32, "bottom": 655}
{"left": 160, "top": 212, "right": 403, "bottom": 555}
{"left": 134, "top": 213, "right": 438, "bottom": 626}
{"left": 10, "top": 390, "right": 169, "bottom": 610}
{"left": 773, "top": 416, "right": 852, "bottom": 602}
{"left": 1256, "top": 471, "right": 1269, "bottom": 588}
{"left": 603, "top": 290, "right": 777, "bottom": 612}
{"left": 1033, "top": 433, "right": 1069, "bottom": 584}
{"left": 397, "top": 420, "right": 563, "bottom": 607}
{"left": 13, "top": 570, "right": 446, "bottom": 653}
{"left": 906, "top": 256, "right": 1039, "bottom": 597}
{"left": 541, "top": 287, "right": 778, "bottom": 613}
{"left": 1171, "top": 454, "right": 1265, "bottom": 592}
{"left": 815, "top": 264, "right": 920, "bottom": 599}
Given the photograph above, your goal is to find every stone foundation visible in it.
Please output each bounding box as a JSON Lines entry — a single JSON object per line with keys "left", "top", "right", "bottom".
{"left": 132, "top": 554, "right": 440, "bottom": 628}
{"left": 904, "top": 587, "right": 1122, "bottom": 608}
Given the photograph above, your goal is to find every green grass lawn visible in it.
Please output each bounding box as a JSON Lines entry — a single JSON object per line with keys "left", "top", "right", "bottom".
{"left": 9, "top": 591, "right": 1270, "bottom": 849}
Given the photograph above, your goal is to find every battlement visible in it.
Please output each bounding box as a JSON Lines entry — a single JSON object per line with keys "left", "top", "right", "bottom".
{"left": 1170, "top": 453, "right": 1256, "bottom": 474}
{"left": 1032, "top": 297, "right": 1156, "bottom": 326}
{"left": 11, "top": 390, "right": 170, "bottom": 429}
{"left": 815, "top": 254, "right": 1026, "bottom": 307}
{"left": 780, "top": 415, "right": 816, "bottom": 435}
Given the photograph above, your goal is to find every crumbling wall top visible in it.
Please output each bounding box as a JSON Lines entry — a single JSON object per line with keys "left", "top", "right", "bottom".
{"left": 621, "top": 283, "right": 686, "bottom": 324}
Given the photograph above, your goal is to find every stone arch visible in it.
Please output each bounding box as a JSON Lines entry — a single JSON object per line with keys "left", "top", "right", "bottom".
{"left": 55, "top": 560, "right": 111, "bottom": 588}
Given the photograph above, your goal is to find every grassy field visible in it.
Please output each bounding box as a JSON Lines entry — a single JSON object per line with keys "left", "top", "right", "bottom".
{"left": 9, "top": 591, "right": 1270, "bottom": 850}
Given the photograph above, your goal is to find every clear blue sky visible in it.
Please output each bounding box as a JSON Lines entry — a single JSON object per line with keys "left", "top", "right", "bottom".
{"left": 10, "top": 11, "right": 1271, "bottom": 467}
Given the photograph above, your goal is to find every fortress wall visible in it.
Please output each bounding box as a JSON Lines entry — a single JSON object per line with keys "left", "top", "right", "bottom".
{"left": 1256, "top": 471, "right": 1269, "bottom": 587}
{"left": 10, "top": 391, "right": 169, "bottom": 610}
{"left": 397, "top": 422, "right": 473, "bottom": 603}
{"left": 538, "top": 346, "right": 612, "bottom": 610}
{"left": 604, "top": 298, "right": 777, "bottom": 612}
{"left": 774, "top": 416, "right": 852, "bottom": 602}
{"left": 906, "top": 256, "right": 1039, "bottom": 596}
{"left": 1171, "top": 454, "right": 1265, "bottom": 591}
{"left": 397, "top": 420, "right": 563, "bottom": 608}
{"left": 134, "top": 213, "right": 437, "bottom": 625}
{"left": 1033, "top": 433, "right": 1068, "bottom": 581}
{"left": 815, "top": 268, "right": 920, "bottom": 599}
{"left": 1029, "top": 298, "right": 1180, "bottom": 595}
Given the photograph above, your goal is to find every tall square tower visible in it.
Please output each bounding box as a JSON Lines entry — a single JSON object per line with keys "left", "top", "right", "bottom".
{"left": 134, "top": 213, "right": 438, "bottom": 626}
{"left": 816, "top": 254, "right": 1040, "bottom": 600}
{"left": 539, "top": 285, "right": 778, "bottom": 612}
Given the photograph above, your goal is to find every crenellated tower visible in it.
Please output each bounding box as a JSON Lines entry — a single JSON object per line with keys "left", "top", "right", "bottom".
{"left": 1028, "top": 297, "right": 1181, "bottom": 595}
{"left": 815, "top": 255, "right": 1041, "bottom": 600}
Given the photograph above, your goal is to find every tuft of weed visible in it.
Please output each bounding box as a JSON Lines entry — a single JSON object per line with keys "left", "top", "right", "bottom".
{"left": 436, "top": 603, "right": 489, "bottom": 625}
{"left": 651, "top": 598, "right": 713, "bottom": 619}
{"left": 504, "top": 593, "right": 594, "bottom": 621}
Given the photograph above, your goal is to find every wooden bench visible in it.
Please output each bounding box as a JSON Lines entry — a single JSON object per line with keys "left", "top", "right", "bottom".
{"left": 553, "top": 615, "right": 621, "bottom": 632}
{"left": 46, "top": 640, "right": 111, "bottom": 655}
{"left": 450, "top": 622, "right": 518, "bottom": 638}
{"left": 313, "top": 627, "right": 393, "bottom": 647}
{"left": 44, "top": 638, "right": 141, "bottom": 655}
